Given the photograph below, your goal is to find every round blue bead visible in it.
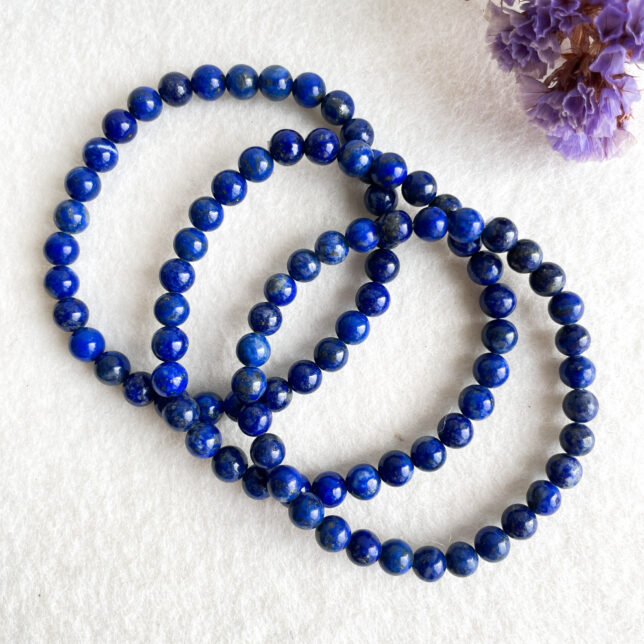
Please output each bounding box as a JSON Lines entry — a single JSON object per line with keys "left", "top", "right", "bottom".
{"left": 151, "top": 326, "right": 189, "bottom": 361}
{"left": 287, "top": 249, "right": 321, "bottom": 282}
{"left": 501, "top": 504, "right": 538, "bottom": 539}
{"left": 44, "top": 233, "right": 79, "bottom": 265}
{"left": 481, "top": 217, "right": 518, "bottom": 253}
{"left": 289, "top": 493, "right": 325, "bottom": 529}
{"left": 356, "top": 282, "right": 390, "bottom": 316}
{"left": 402, "top": 171, "right": 437, "bottom": 207}
{"left": 410, "top": 436, "right": 446, "bottom": 471}
{"left": 480, "top": 283, "right": 516, "bottom": 318}
{"left": 154, "top": 292, "right": 189, "bottom": 326}
{"left": 447, "top": 208, "right": 484, "bottom": 244}
{"left": 236, "top": 333, "right": 271, "bottom": 367}
{"left": 64, "top": 167, "right": 100, "bottom": 202}
{"left": 152, "top": 362, "right": 188, "bottom": 398}
{"left": 269, "top": 129, "right": 304, "bottom": 165}
{"left": 378, "top": 450, "right": 414, "bottom": 486}
{"left": 365, "top": 248, "right": 399, "bottom": 283}
{"left": 231, "top": 366, "right": 267, "bottom": 403}
{"left": 189, "top": 197, "right": 224, "bottom": 232}
{"left": 292, "top": 72, "right": 326, "bottom": 107}
{"left": 127, "top": 86, "right": 163, "bottom": 120}
{"left": 102, "top": 109, "right": 137, "bottom": 143}
{"left": 345, "top": 218, "right": 379, "bottom": 252}
{"left": 341, "top": 118, "right": 374, "bottom": 145}
{"left": 250, "top": 432, "right": 285, "bottom": 469}
{"left": 185, "top": 421, "right": 222, "bottom": 458}
{"left": 321, "top": 90, "right": 354, "bottom": 125}
{"left": 337, "top": 140, "right": 373, "bottom": 178}
{"left": 346, "top": 463, "right": 380, "bottom": 500}
{"left": 508, "top": 239, "right": 543, "bottom": 273}
{"left": 288, "top": 360, "right": 322, "bottom": 394}
{"left": 316, "top": 516, "right": 351, "bottom": 552}
{"left": 194, "top": 391, "right": 224, "bottom": 422}
{"left": 448, "top": 236, "right": 482, "bottom": 257}
{"left": 526, "top": 480, "right": 561, "bottom": 515}
{"left": 312, "top": 472, "right": 346, "bottom": 508}
{"left": 432, "top": 194, "right": 462, "bottom": 214}
{"left": 473, "top": 353, "right": 510, "bottom": 388}
{"left": 555, "top": 324, "right": 591, "bottom": 356}
{"left": 481, "top": 319, "right": 518, "bottom": 354}
{"left": 53, "top": 297, "right": 88, "bottom": 332}
{"left": 212, "top": 446, "right": 247, "bottom": 482}
{"left": 364, "top": 185, "right": 398, "bottom": 216}
{"left": 211, "top": 170, "right": 247, "bottom": 206}
{"left": 474, "top": 526, "right": 510, "bottom": 562}
{"left": 69, "top": 327, "right": 104, "bottom": 362}
{"left": 562, "top": 389, "right": 598, "bottom": 422}
{"left": 238, "top": 402, "right": 272, "bottom": 436}
{"left": 154, "top": 394, "right": 171, "bottom": 418}
{"left": 335, "top": 310, "right": 370, "bottom": 345}
{"left": 413, "top": 206, "right": 448, "bottom": 241}
{"left": 123, "top": 371, "right": 153, "bottom": 406}
{"left": 258, "top": 65, "right": 292, "bottom": 101}
{"left": 370, "top": 152, "right": 407, "bottom": 189}
{"left": 314, "top": 338, "right": 348, "bottom": 372}
{"left": 224, "top": 391, "right": 244, "bottom": 421}
{"left": 559, "top": 423, "right": 594, "bottom": 456}
{"left": 242, "top": 466, "right": 270, "bottom": 500}
{"left": 413, "top": 546, "right": 447, "bottom": 582}
{"left": 159, "top": 259, "right": 195, "bottom": 293}
{"left": 94, "top": 351, "right": 130, "bottom": 385}
{"left": 304, "top": 128, "right": 340, "bottom": 164}
{"left": 467, "top": 251, "right": 503, "bottom": 285}
{"left": 82, "top": 137, "right": 118, "bottom": 172}
{"left": 437, "top": 413, "right": 474, "bottom": 448}
{"left": 530, "top": 262, "right": 566, "bottom": 296}
{"left": 546, "top": 453, "right": 583, "bottom": 488}
{"left": 238, "top": 146, "right": 274, "bottom": 183}
{"left": 44, "top": 265, "right": 79, "bottom": 299}
{"left": 347, "top": 529, "right": 381, "bottom": 566}
{"left": 190, "top": 65, "right": 225, "bottom": 100}
{"left": 315, "top": 231, "right": 349, "bottom": 265}
{"left": 549, "top": 291, "right": 584, "bottom": 325}
{"left": 248, "top": 302, "right": 282, "bottom": 335}
{"left": 377, "top": 210, "right": 412, "bottom": 249}
{"left": 458, "top": 385, "right": 494, "bottom": 420}
{"left": 559, "top": 356, "right": 595, "bottom": 389}
{"left": 173, "top": 227, "right": 208, "bottom": 262}
{"left": 267, "top": 465, "right": 304, "bottom": 503}
{"left": 264, "top": 273, "right": 297, "bottom": 306}
{"left": 446, "top": 542, "right": 479, "bottom": 577}
{"left": 380, "top": 539, "right": 413, "bottom": 575}
{"left": 260, "top": 379, "right": 291, "bottom": 414}
{"left": 158, "top": 71, "right": 192, "bottom": 106}
{"left": 53, "top": 200, "right": 89, "bottom": 234}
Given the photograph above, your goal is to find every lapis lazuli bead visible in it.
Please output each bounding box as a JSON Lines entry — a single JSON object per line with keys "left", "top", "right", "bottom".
{"left": 501, "top": 504, "right": 538, "bottom": 539}
{"left": 44, "top": 233, "right": 79, "bottom": 266}
{"left": 44, "top": 265, "right": 79, "bottom": 299}
{"left": 269, "top": 129, "right": 304, "bottom": 165}
{"left": 321, "top": 90, "right": 354, "bottom": 125}
{"left": 173, "top": 228, "right": 208, "bottom": 262}
{"left": 191, "top": 64, "right": 225, "bottom": 101}
{"left": 231, "top": 366, "right": 267, "bottom": 403}
{"left": 447, "top": 208, "right": 484, "bottom": 244}
{"left": 432, "top": 194, "right": 462, "bottom": 214}
{"left": 365, "top": 248, "right": 399, "bottom": 283}
{"left": 481, "top": 319, "right": 518, "bottom": 354}
{"left": 335, "top": 310, "right": 370, "bottom": 345}
{"left": 158, "top": 71, "right": 192, "bottom": 106}
{"left": 236, "top": 333, "right": 271, "bottom": 367}
{"left": 314, "top": 338, "right": 348, "bottom": 372}
{"left": 559, "top": 356, "right": 595, "bottom": 389}
{"left": 369, "top": 152, "right": 407, "bottom": 189}
{"left": 154, "top": 292, "right": 189, "bottom": 326}
{"left": 211, "top": 170, "right": 247, "bottom": 206}
{"left": 94, "top": 351, "right": 130, "bottom": 385}
{"left": 380, "top": 539, "right": 413, "bottom": 576}
{"left": 262, "top": 376, "right": 292, "bottom": 412}
{"left": 345, "top": 218, "right": 379, "bottom": 253}
{"left": 189, "top": 197, "right": 224, "bottom": 232}
{"left": 224, "top": 391, "right": 244, "bottom": 421}
{"left": 123, "top": 371, "right": 154, "bottom": 406}
{"left": 549, "top": 291, "right": 584, "bottom": 325}
{"left": 250, "top": 432, "right": 285, "bottom": 469}
{"left": 267, "top": 464, "right": 304, "bottom": 503}
{"left": 163, "top": 394, "right": 199, "bottom": 430}
{"left": 289, "top": 493, "right": 325, "bottom": 529}
{"left": 82, "top": 138, "right": 118, "bottom": 173}
{"left": 562, "top": 388, "right": 598, "bottom": 422}
{"left": 69, "top": 327, "right": 104, "bottom": 362}
{"left": 264, "top": 273, "right": 297, "bottom": 306}
{"left": 337, "top": 140, "right": 373, "bottom": 178}
{"left": 377, "top": 210, "right": 412, "bottom": 249}
{"left": 316, "top": 516, "right": 352, "bottom": 552}
{"left": 363, "top": 185, "right": 398, "bottom": 216}
{"left": 194, "top": 391, "right": 224, "bottom": 423}
{"left": 479, "top": 283, "right": 516, "bottom": 318}
{"left": 410, "top": 436, "right": 446, "bottom": 471}
{"left": 102, "top": 109, "right": 137, "bottom": 143}
{"left": 341, "top": 118, "right": 374, "bottom": 145}
{"left": 481, "top": 217, "right": 518, "bottom": 253}
{"left": 474, "top": 526, "right": 510, "bottom": 562}
{"left": 446, "top": 542, "right": 478, "bottom": 577}
{"left": 413, "top": 206, "right": 448, "bottom": 242}
{"left": 401, "top": 171, "right": 437, "bottom": 207}
{"left": 304, "top": 128, "right": 340, "bottom": 164}
{"left": 292, "top": 72, "right": 326, "bottom": 107}
{"left": 312, "top": 471, "right": 346, "bottom": 508}
{"left": 287, "top": 249, "right": 321, "bottom": 282}
{"left": 238, "top": 402, "right": 272, "bottom": 436}
{"left": 555, "top": 324, "right": 590, "bottom": 356}
{"left": 559, "top": 423, "right": 594, "bottom": 456}
{"left": 212, "top": 446, "right": 248, "bottom": 482}
{"left": 258, "top": 65, "right": 292, "bottom": 101}
{"left": 378, "top": 451, "right": 414, "bottom": 486}
{"left": 508, "top": 239, "right": 543, "bottom": 273}
{"left": 527, "top": 480, "right": 561, "bottom": 515}
{"left": 238, "top": 146, "right": 274, "bottom": 183}
{"left": 413, "top": 546, "right": 447, "bottom": 582}
{"left": 437, "top": 413, "right": 474, "bottom": 448}
{"left": 248, "top": 302, "right": 282, "bottom": 335}
{"left": 185, "top": 421, "right": 222, "bottom": 458}
{"left": 53, "top": 200, "right": 89, "bottom": 234}
{"left": 152, "top": 361, "right": 188, "bottom": 398}
{"left": 65, "top": 167, "right": 100, "bottom": 202}
{"left": 529, "top": 262, "right": 566, "bottom": 296}
{"left": 346, "top": 463, "right": 380, "bottom": 500}
{"left": 53, "top": 297, "right": 88, "bottom": 332}
{"left": 127, "top": 86, "right": 163, "bottom": 121}
{"left": 356, "top": 282, "right": 390, "bottom": 316}
{"left": 242, "top": 466, "right": 270, "bottom": 500}
{"left": 546, "top": 453, "right": 583, "bottom": 488}
{"left": 288, "top": 360, "right": 322, "bottom": 394}
{"left": 458, "top": 385, "right": 494, "bottom": 420}
{"left": 152, "top": 326, "right": 189, "bottom": 361}
{"left": 447, "top": 236, "right": 481, "bottom": 257}
{"left": 467, "top": 251, "right": 503, "bottom": 286}
{"left": 347, "top": 529, "right": 381, "bottom": 566}
{"left": 473, "top": 353, "right": 510, "bottom": 388}
{"left": 159, "top": 259, "right": 195, "bottom": 293}
{"left": 315, "top": 231, "right": 349, "bottom": 265}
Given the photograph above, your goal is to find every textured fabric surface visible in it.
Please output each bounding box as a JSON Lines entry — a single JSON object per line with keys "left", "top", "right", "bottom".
{"left": 1, "top": 1, "right": 643, "bottom": 642}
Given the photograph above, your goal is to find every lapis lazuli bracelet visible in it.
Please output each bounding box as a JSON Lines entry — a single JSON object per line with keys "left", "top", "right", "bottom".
{"left": 44, "top": 64, "right": 598, "bottom": 582}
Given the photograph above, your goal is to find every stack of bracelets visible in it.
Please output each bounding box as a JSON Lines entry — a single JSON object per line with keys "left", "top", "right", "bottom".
{"left": 43, "top": 63, "right": 598, "bottom": 582}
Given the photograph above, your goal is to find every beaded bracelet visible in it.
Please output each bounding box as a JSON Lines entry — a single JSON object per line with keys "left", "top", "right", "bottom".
{"left": 44, "top": 63, "right": 598, "bottom": 582}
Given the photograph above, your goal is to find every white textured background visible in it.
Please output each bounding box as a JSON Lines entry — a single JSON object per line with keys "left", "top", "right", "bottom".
{"left": 1, "top": 1, "right": 643, "bottom": 642}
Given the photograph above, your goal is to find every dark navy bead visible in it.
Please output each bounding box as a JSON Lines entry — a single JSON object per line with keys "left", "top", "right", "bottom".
{"left": 154, "top": 292, "right": 189, "bottom": 326}
{"left": 292, "top": 72, "right": 326, "bottom": 107}
{"left": 562, "top": 389, "right": 598, "bottom": 422}
{"left": 508, "top": 239, "right": 543, "bottom": 273}
{"left": 312, "top": 472, "right": 346, "bottom": 508}
{"left": 346, "top": 463, "right": 380, "bottom": 500}
{"left": 369, "top": 152, "right": 407, "bottom": 189}
{"left": 380, "top": 539, "right": 413, "bottom": 575}
{"left": 53, "top": 200, "right": 89, "bottom": 234}
{"left": 377, "top": 210, "right": 412, "bottom": 249}
{"left": 549, "top": 291, "right": 584, "bottom": 324}
{"left": 242, "top": 466, "right": 270, "bottom": 500}
{"left": 269, "top": 129, "right": 304, "bottom": 165}
{"left": 44, "top": 265, "right": 79, "bottom": 299}
{"left": 154, "top": 393, "right": 171, "bottom": 418}
{"left": 127, "top": 86, "right": 163, "bottom": 121}
{"left": 248, "top": 302, "right": 282, "bottom": 335}
{"left": 152, "top": 326, "right": 189, "bottom": 361}
{"left": 447, "top": 208, "right": 484, "bottom": 244}
{"left": 238, "top": 402, "right": 272, "bottom": 436}
{"left": 189, "top": 197, "right": 223, "bottom": 232}
{"left": 526, "top": 480, "right": 561, "bottom": 515}
{"left": 258, "top": 65, "right": 292, "bottom": 101}
{"left": 546, "top": 453, "right": 583, "bottom": 488}
{"left": 94, "top": 351, "right": 130, "bottom": 385}
{"left": 413, "top": 546, "right": 447, "bottom": 582}
{"left": 413, "top": 206, "right": 448, "bottom": 241}
{"left": 236, "top": 333, "right": 271, "bottom": 367}
{"left": 152, "top": 362, "right": 188, "bottom": 398}
{"left": 321, "top": 90, "right": 354, "bottom": 125}
{"left": 556, "top": 324, "right": 590, "bottom": 356}
{"left": 341, "top": 118, "right": 374, "bottom": 145}
{"left": 264, "top": 273, "right": 297, "bottom": 306}
{"left": 337, "top": 141, "right": 373, "bottom": 178}
{"left": 458, "top": 385, "right": 494, "bottom": 420}
{"left": 238, "top": 146, "right": 274, "bottom": 183}
{"left": 481, "top": 217, "right": 518, "bottom": 253}
{"left": 304, "top": 128, "right": 340, "bottom": 164}
{"left": 69, "top": 327, "right": 104, "bottom": 362}
{"left": 315, "top": 231, "right": 349, "bottom": 265}
{"left": 473, "top": 353, "right": 509, "bottom": 388}
{"left": 559, "top": 356, "right": 595, "bottom": 389}
{"left": 336, "top": 311, "right": 370, "bottom": 345}
{"left": 44, "top": 233, "right": 79, "bottom": 265}
{"left": 288, "top": 360, "right": 322, "bottom": 394}
{"left": 363, "top": 185, "right": 398, "bottom": 216}
{"left": 479, "top": 283, "right": 516, "bottom": 318}
{"left": 64, "top": 166, "right": 100, "bottom": 202}
{"left": 102, "top": 109, "right": 137, "bottom": 143}
{"left": 410, "top": 436, "right": 446, "bottom": 471}
{"left": 225, "top": 64, "right": 258, "bottom": 99}
{"left": 289, "top": 493, "right": 325, "bottom": 529}
{"left": 194, "top": 391, "right": 224, "bottom": 422}
{"left": 53, "top": 297, "right": 88, "bottom": 332}
{"left": 316, "top": 516, "right": 351, "bottom": 552}
{"left": 190, "top": 65, "right": 225, "bottom": 100}
{"left": 481, "top": 319, "right": 518, "bottom": 354}
{"left": 287, "top": 249, "right": 321, "bottom": 282}
{"left": 262, "top": 377, "right": 293, "bottom": 412}
{"left": 445, "top": 542, "right": 479, "bottom": 577}
{"left": 431, "top": 194, "right": 461, "bottom": 214}
{"left": 347, "top": 529, "right": 381, "bottom": 566}
{"left": 356, "top": 282, "right": 390, "bottom": 316}
{"left": 437, "top": 413, "right": 473, "bottom": 448}
{"left": 231, "top": 366, "right": 267, "bottom": 403}
{"left": 502, "top": 504, "right": 538, "bottom": 539}
{"left": 224, "top": 391, "right": 244, "bottom": 421}
{"left": 82, "top": 138, "right": 118, "bottom": 172}
{"left": 401, "top": 171, "right": 437, "bottom": 207}
{"left": 173, "top": 228, "right": 208, "bottom": 261}
{"left": 250, "top": 432, "right": 286, "bottom": 469}
{"left": 314, "top": 337, "right": 348, "bottom": 371}
{"left": 474, "top": 526, "right": 510, "bottom": 562}
{"left": 212, "top": 446, "right": 248, "bottom": 482}
{"left": 159, "top": 259, "right": 195, "bottom": 293}
{"left": 158, "top": 71, "right": 192, "bottom": 106}
{"left": 345, "top": 218, "right": 379, "bottom": 252}
{"left": 378, "top": 451, "right": 414, "bottom": 486}
{"left": 123, "top": 371, "right": 153, "bottom": 406}
{"left": 467, "top": 251, "right": 503, "bottom": 285}
{"left": 185, "top": 421, "right": 222, "bottom": 458}
{"left": 211, "top": 170, "right": 247, "bottom": 205}
{"left": 365, "top": 248, "right": 399, "bottom": 283}
{"left": 267, "top": 465, "right": 304, "bottom": 503}
{"left": 530, "top": 262, "right": 566, "bottom": 296}
{"left": 559, "top": 423, "right": 594, "bottom": 456}
{"left": 447, "top": 236, "right": 481, "bottom": 257}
